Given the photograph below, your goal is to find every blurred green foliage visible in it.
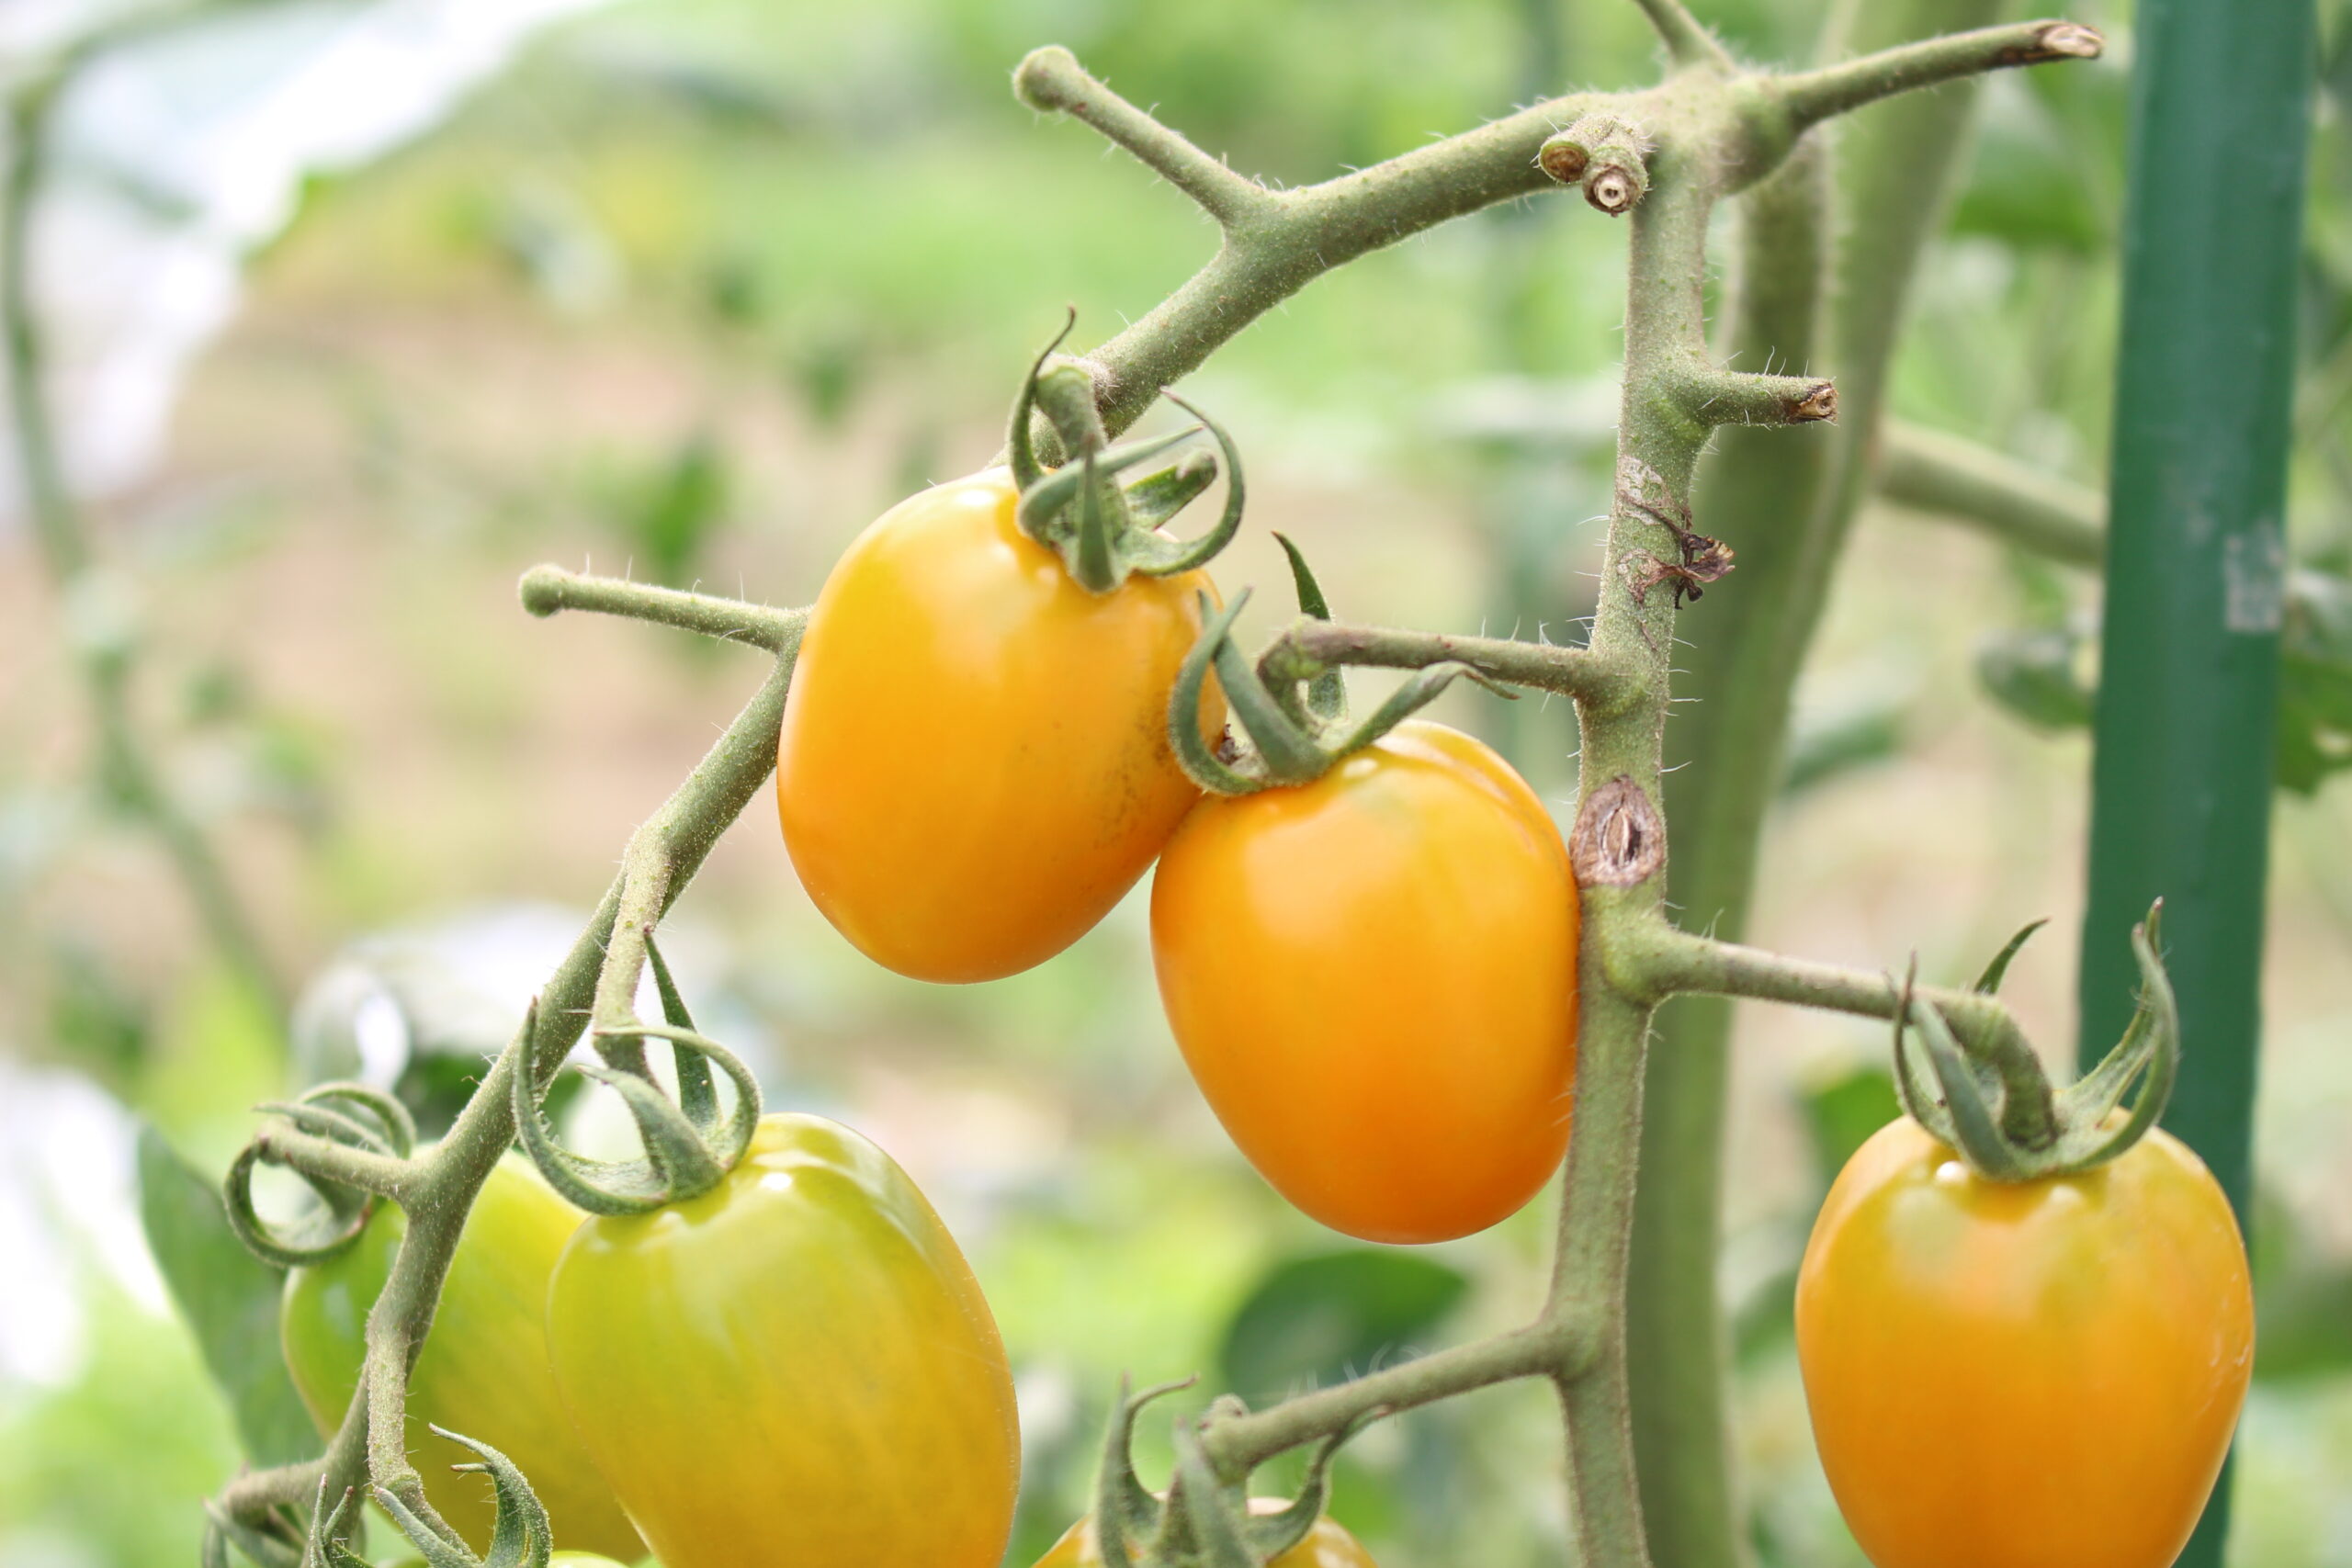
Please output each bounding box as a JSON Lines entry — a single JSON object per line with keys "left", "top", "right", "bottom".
{"left": 135, "top": 1127, "right": 317, "bottom": 1468}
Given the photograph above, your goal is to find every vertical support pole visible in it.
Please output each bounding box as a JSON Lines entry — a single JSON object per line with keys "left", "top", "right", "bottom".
{"left": 2080, "top": 3, "right": 2315, "bottom": 1562}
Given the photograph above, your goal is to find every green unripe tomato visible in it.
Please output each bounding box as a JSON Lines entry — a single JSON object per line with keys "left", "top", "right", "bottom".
{"left": 546, "top": 1113, "right": 1020, "bottom": 1568}
{"left": 281, "top": 1156, "right": 644, "bottom": 1562}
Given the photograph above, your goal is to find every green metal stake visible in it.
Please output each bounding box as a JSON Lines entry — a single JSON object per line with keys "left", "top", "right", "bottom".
{"left": 2080, "top": 2, "right": 2315, "bottom": 1563}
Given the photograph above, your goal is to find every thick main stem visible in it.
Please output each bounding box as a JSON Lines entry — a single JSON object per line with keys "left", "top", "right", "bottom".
{"left": 1543, "top": 108, "right": 1743, "bottom": 1567}
{"left": 1627, "top": 6, "right": 2016, "bottom": 1561}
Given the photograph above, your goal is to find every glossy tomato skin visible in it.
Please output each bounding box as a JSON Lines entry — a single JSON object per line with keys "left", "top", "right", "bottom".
{"left": 1150, "top": 719, "right": 1579, "bottom": 1244}
{"left": 280, "top": 1156, "right": 641, "bottom": 1562}
{"left": 775, "top": 469, "right": 1219, "bottom": 983}
{"left": 1796, "top": 1117, "right": 2254, "bottom": 1568}
{"left": 1033, "top": 1500, "right": 1378, "bottom": 1567}
{"left": 546, "top": 1112, "right": 1020, "bottom": 1568}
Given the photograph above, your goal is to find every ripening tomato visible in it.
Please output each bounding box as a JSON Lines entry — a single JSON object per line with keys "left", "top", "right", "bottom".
{"left": 1796, "top": 1117, "right": 2254, "bottom": 1568}
{"left": 1150, "top": 719, "right": 1579, "bottom": 1244}
{"left": 1034, "top": 1499, "right": 1378, "bottom": 1567}
{"left": 775, "top": 468, "right": 1219, "bottom": 983}
{"left": 280, "top": 1158, "right": 641, "bottom": 1562}
{"left": 546, "top": 1112, "right": 1020, "bottom": 1568}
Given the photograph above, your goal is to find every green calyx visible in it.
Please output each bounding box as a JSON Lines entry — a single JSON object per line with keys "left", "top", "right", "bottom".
{"left": 511, "top": 933, "right": 762, "bottom": 1218}
{"left": 1091, "top": 1378, "right": 1356, "bottom": 1568}
{"left": 225, "top": 1081, "right": 416, "bottom": 1267}
{"left": 1170, "top": 534, "right": 1515, "bottom": 796}
{"left": 1893, "top": 901, "right": 2177, "bottom": 1182}
{"left": 1009, "top": 312, "right": 1245, "bottom": 593}
{"left": 370, "top": 1427, "right": 557, "bottom": 1568}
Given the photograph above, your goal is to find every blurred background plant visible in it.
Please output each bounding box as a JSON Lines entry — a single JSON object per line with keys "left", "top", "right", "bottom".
{"left": 2, "top": 0, "right": 2349, "bottom": 1565}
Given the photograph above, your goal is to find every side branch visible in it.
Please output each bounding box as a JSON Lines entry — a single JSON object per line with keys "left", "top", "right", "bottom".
{"left": 1777, "top": 20, "right": 2103, "bottom": 133}
{"left": 1201, "top": 1319, "right": 1581, "bottom": 1478}
{"left": 519, "top": 565, "right": 805, "bottom": 651}
{"left": 1271, "top": 618, "right": 1633, "bottom": 706}
{"left": 1629, "top": 0, "right": 1736, "bottom": 70}
{"left": 1877, "top": 421, "right": 2103, "bottom": 567}
{"left": 1076, "top": 84, "right": 1607, "bottom": 434}
{"left": 1632, "top": 924, "right": 2028, "bottom": 1055}
{"left": 1673, "top": 367, "right": 1838, "bottom": 428}
{"left": 250, "top": 1124, "right": 420, "bottom": 1202}
{"left": 1013, "top": 47, "right": 1277, "bottom": 229}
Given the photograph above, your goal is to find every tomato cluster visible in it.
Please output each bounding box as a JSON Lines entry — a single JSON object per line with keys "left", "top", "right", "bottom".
{"left": 288, "top": 376, "right": 2248, "bottom": 1568}
{"left": 775, "top": 462, "right": 1585, "bottom": 1247}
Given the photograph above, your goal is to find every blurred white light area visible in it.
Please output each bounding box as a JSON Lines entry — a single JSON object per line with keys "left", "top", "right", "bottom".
{"left": 0, "top": 1061, "right": 166, "bottom": 1389}
{"left": 0, "top": 0, "right": 609, "bottom": 528}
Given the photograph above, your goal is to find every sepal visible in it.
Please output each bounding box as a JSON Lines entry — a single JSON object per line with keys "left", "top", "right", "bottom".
{"left": 375, "top": 1427, "right": 554, "bottom": 1568}
{"left": 1092, "top": 1376, "right": 1196, "bottom": 1565}
{"left": 1892, "top": 901, "right": 2178, "bottom": 1182}
{"left": 510, "top": 954, "right": 764, "bottom": 1218}
{"left": 1006, "top": 316, "right": 1248, "bottom": 592}
{"left": 1169, "top": 569, "right": 1515, "bottom": 797}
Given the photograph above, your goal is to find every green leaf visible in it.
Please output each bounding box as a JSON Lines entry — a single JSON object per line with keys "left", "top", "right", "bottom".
{"left": 1779, "top": 700, "right": 1905, "bottom": 798}
{"left": 1797, "top": 1064, "right": 1898, "bottom": 1190}
{"left": 1217, "top": 1248, "right": 1468, "bottom": 1411}
{"left": 2276, "top": 570, "right": 2352, "bottom": 793}
{"left": 1974, "top": 625, "right": 2094, "bottom": 731}
{"left": 135, "top": 1124, "right": 319, "bottom": 1468}
{"left": 623, "top": 433, "right": 729, "bottom": 590}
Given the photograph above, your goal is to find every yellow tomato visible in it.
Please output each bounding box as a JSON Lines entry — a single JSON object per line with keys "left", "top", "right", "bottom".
{"left": 1796, "top": 1117, "right": 2254, "bottom": 1568}
{"left": 776, "top": 469, "right": 1218, "bottom": 982}
{"left": 1150, "top": 719, "right": 1579, "bottom": 1243}
{"left": 279, "top": 1158, "right": 641, "bottom": 1562}
{"left": 546, "top": 1113, "right": 1019, "bottom": 1568}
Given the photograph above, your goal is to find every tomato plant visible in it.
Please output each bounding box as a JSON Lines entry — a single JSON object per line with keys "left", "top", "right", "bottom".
{"left": 279, "top": 1156, "right": 642, "bottom": 1562}
{"left": 1150, "top": 719, "right": 1578, "bottom": 1244}
{"left": 1795, "top": 1116, "right": 2254, "bottom": 1568}
{"left": 775, "top": 468, "right": 1220, "bottom": 983}
{"left": 1035, "top": 1500, "right": 1378, "bottom": 1568}
{"left": 156, "top": 10, "right": 2267, "bottom": 1568}
{"left": 544, "top": 1112, "right": 1020, "bottom": 1568}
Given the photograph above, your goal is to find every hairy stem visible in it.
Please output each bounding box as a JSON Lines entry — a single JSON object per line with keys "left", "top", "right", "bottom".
{"left": 1777, "top": 18, "right": 2102, "bottom": 130}
{"left": 1204, "top": 1322, "right": 1580, "bottom": 1477}
{"left": 1632, "top": 127, "right": 1833, "bottom": 1568}
{"left": 1631, "top": 0, "right": 1737, "bottom": 69}
{"left": 1272, "top": 617, "right": 1630, "bottom": 704}
{"left": 519, "top": 565, "right": 806, "bottom": 651}
{"left": 1013, "top": 48, "right": 1275, "bottom": 228}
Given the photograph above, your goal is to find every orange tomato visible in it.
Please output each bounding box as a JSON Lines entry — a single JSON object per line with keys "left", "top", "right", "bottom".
{"left": 1033, "top": 1499, "right": 1378, "bottom": 1567}
{"left": 1796, "top": 1116, "right": 2253, "bottom": 1568}
{"left": 775, "top": 469, "right": 1218, "bottom": 984}
{"left": 1149, "top": 719, "right": 1578, "bottom": 1243}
